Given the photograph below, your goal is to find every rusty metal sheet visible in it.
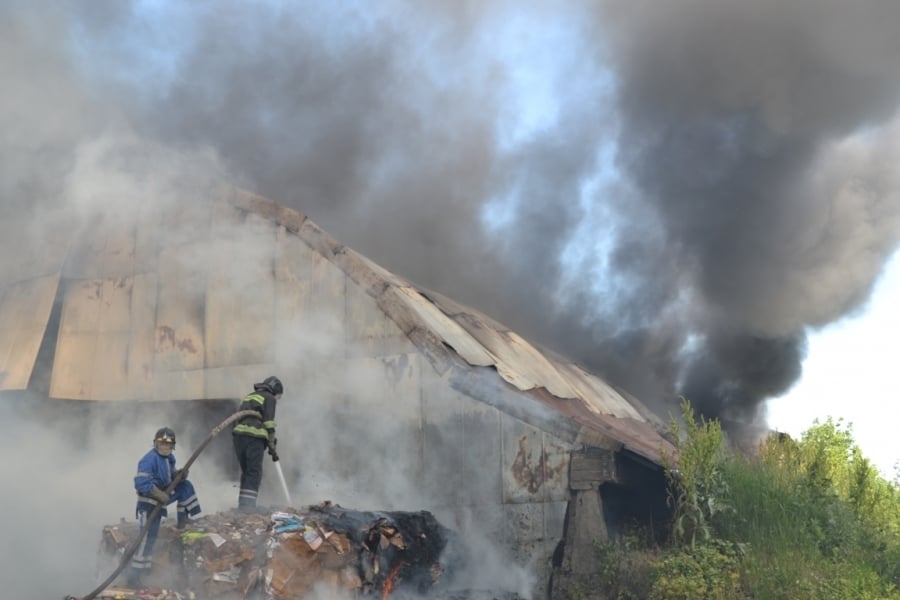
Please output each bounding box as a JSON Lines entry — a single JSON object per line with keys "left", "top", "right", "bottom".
{"left": 501, "top": 416, "right": 545, "bottom": 504}
{"left": 394, "top": 286, "right": 494, "bottom": 367}
{"left": 451, "top": 314, "right": 580, "bottom": 399}
{"left": 541, "top": 432, "right": 571, "bottom": 502}
{"left": 553, "top": 361, "right": 644, "bottom": 421}
{"left": 0, "top": 274, "right": 60, "bottom": 390}
{"left": 205, "top": 204, "right": 276, "bottom": 368}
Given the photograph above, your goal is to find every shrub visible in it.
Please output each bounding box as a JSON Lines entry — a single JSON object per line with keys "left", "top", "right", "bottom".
{"left": 663, "top": 398, "right": 731, "bottom": 549}
{"left": 648, "top": 541, "right": 743, "bottom": 600}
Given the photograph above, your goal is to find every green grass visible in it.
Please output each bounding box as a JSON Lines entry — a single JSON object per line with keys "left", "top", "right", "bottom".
{"left": 582, "top": 409, "right": 900, "bottom": 600}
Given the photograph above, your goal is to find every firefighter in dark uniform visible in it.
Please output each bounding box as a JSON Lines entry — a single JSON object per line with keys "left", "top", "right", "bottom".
{"left": 128, "top": 427, "right": 201, "bottom": 588}
{"left": 232, "top": 376, "right": 283, "bottom": 511}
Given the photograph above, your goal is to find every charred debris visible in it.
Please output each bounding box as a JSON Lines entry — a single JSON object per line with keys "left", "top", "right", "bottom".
{"left": 84, "top": 501, "right": 522, "bottom": 600}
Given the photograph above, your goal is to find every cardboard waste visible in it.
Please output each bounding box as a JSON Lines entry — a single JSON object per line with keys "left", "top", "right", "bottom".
{"left": 94, "top": 501, "right": 454, "bottom": 599}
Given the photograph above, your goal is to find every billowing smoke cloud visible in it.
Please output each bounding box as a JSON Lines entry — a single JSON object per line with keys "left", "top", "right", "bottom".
{"left": 588, "top": 0, "right": 900, "bottom": 418}
{"left": 34, "top": 0, "right": 898, "bottom": 424}
{"left": 4, "top": 0, "right": 900, "bottom": 593}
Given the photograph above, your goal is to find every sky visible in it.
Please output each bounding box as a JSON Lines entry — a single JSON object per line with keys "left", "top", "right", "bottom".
{"left": 2, "top": 1, "right": 900, "bottom": 593}
{"left": 768, "top": 248, "right": 900, "bottom": 477}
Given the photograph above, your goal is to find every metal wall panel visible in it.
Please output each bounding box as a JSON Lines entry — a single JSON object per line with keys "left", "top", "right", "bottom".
{"left": 499, "top": 417, "right": 571, "bottom": 505}
{"left": 277, "top": 354, "right": 425, "bottom": 508}
{"left": 93, "top": 277, "right": 136, "bottom": 400}
{"left": 332, "top": 354, "right": 424, "bottom": 502}
{"left": 458, "top": 394, "right": 503, "bottom": 506}
{"left": 543, "top": 499, "right": 568, "bottom": 547}
{"left": 205, "top": 205, "right": 276, "bottom": 368}
{"left": 541, "top": 432, "right": 571, "bottom": 503}
{"left": 273, "top": 227, "right": 312, "bottom": 365}
{"left": 0, "top": 275, "right": 60, "bottom": 390}
{"left": 344, "top": 279, "right": 413, "bottom": 358}
{"left": 125, "top": 272, "right": 159, "bottom": 398}
{"left": 204, "top": 363, "right": 274, "bottom": 400}
{"left": 502, "top": 502, "right": 545, "bottom": 566}
{"left": 152, "top": 244, "right": 206, "bottom": 400}
{"left": 51, "top": 279, "right": 104, "bottom": 399}
{"left": 501, "top": 417, "right": 545, "bottom": 504}
{"left": 421, "top": 373, "right": 466, "bottom": 507}
{"left": 302, "top": 252, "right": 347, "bottom": 360}
{"left": 52, "top": 277, "right": 139, "bottom": 400}
{"left": 342, "top": 355, "right": 422, "bottom": 422}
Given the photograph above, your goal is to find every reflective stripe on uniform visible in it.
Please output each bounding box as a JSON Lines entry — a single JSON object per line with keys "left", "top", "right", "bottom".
{"left": 233, "top": 423, "right": 269, "bottom": 438}
{"left": 234, "top": 393, "right": 270, "bottom": 437}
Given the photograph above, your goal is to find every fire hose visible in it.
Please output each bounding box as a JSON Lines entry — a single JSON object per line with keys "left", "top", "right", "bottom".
{"left": 76, "top": 409, "right": 264, "bottom": 600}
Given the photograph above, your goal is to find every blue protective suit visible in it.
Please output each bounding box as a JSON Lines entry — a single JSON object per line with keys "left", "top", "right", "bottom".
{"left": 129, "top": 447, "right": 201, "bottom": 582}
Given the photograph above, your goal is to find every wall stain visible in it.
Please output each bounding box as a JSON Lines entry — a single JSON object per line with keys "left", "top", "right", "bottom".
{"left": 510, "top": 435, "right": 566, "bottom": 495}
{"left": 156, "top": 325, "right": 198, "bottom": 354}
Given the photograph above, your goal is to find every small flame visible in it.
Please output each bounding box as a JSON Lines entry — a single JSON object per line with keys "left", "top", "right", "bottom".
{"left": 381, "top": 562, "right": 404, "bottom": 600}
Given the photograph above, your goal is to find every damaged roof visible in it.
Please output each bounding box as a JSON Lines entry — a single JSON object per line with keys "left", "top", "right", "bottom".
{"left": 0, "top": 188, "right": 674, "bottom": 464}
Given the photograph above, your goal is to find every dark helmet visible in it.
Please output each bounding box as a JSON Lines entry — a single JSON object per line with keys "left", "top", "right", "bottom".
{"left": 255, "top": 375, "right": 283, "bottom": 396}
{"left": 154, "top": 427, "right": 176, "bottom": 445}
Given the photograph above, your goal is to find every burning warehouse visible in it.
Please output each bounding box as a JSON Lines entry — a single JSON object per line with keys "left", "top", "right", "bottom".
{"left": 0, "top": 188, "right": 674, "bottom": 598}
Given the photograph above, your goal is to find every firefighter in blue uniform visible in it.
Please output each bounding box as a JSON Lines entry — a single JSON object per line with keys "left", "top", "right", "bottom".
{"left": 232, "top": 375, "right": 283, "bottom": 511}
{"left": 127, "top": 427, "right": 201, "bottom": 588}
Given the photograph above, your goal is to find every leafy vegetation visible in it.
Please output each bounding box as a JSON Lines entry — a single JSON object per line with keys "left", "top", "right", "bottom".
{"left": 581, "top": 400, "right": 900, "bottom": 599}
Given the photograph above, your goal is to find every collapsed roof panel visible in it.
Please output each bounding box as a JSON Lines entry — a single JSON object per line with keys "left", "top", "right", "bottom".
{"left": 394, "top": 285, "right": 495, "bottom": 367}
{"left": 553, "top": 362, "right": 644, "bottom": 421}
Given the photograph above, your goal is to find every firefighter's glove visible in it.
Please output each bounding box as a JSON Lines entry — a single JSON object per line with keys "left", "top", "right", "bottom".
{"left": 149, "top": 487, "right": 170, "bottom": 504}
{"left": 173, "top": 467, "right": 189, "bottom": 482}
{"left": 267, "top": 436, "right": 279, "bottom": 461}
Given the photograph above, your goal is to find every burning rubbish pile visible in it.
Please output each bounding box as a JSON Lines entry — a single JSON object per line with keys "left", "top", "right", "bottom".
{"left": 95, "top": 501, "right": 454, "bottom": 599}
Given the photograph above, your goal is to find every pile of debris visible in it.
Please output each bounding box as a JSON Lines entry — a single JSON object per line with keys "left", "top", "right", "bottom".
{"left": 95, "top": 501, "right": 454, "bottom": 599}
